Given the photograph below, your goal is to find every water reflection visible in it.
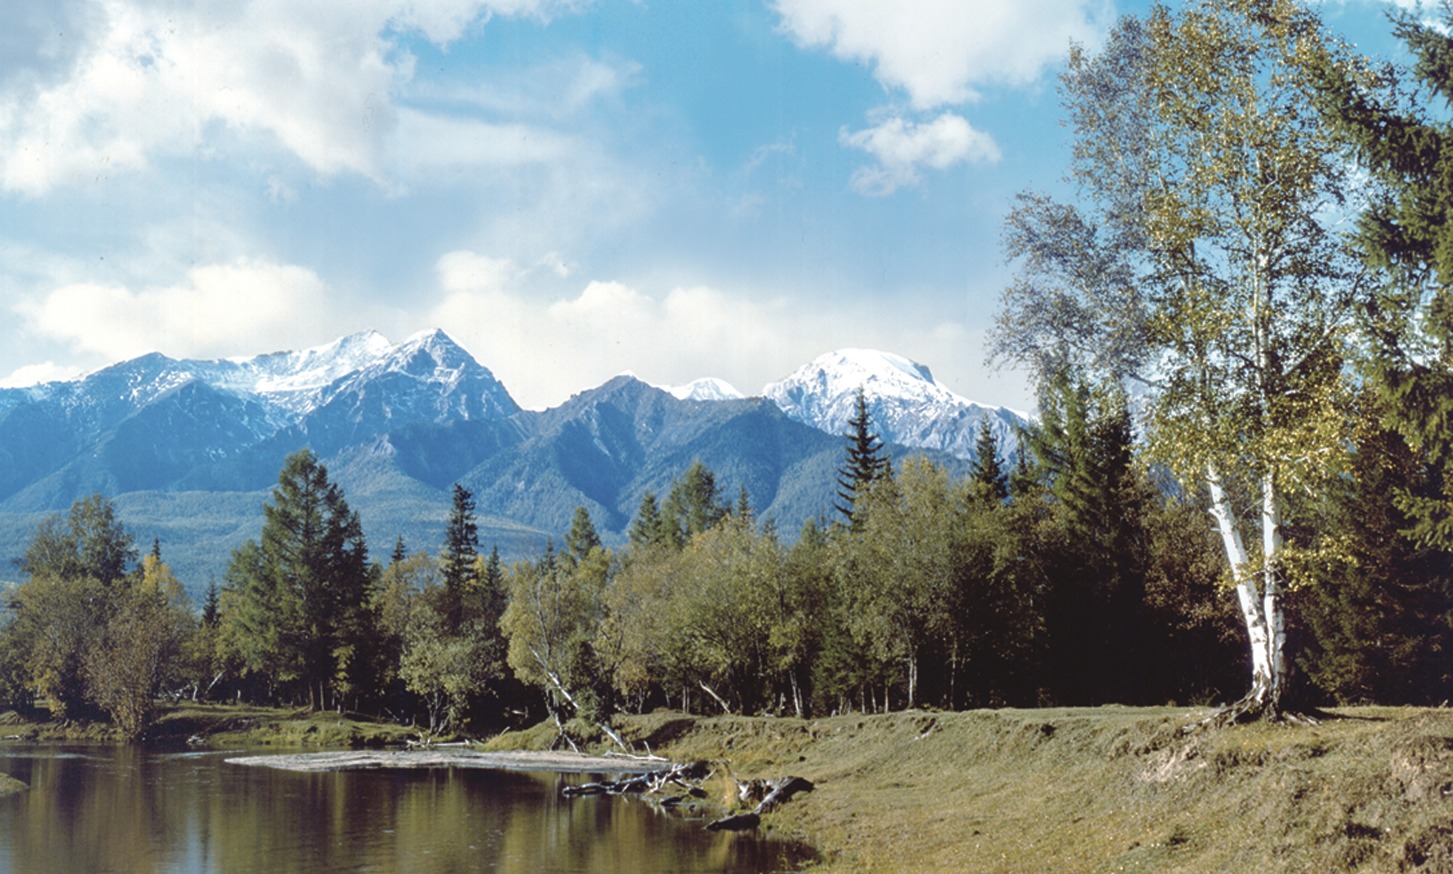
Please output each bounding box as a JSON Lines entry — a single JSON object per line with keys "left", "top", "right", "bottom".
{"left": 0, "top": 746, "right": 813, "bottom": 873}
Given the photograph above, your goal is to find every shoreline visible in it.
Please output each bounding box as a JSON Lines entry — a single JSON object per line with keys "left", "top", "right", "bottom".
{"left": 226, "top": 748, "right": 672, "bottom": 774}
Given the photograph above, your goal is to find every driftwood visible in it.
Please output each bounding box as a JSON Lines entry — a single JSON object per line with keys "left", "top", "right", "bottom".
{"left": 562, "top": 761, "right": 712, "bottom": 797}
{"left": 562, "top": 758, "right": 813, "bottom": 834}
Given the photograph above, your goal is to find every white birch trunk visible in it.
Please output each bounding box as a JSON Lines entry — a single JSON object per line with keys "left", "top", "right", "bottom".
{"left": 1261, "top": 472, "right": 1286, "bottom": 710}
{"left": 1206, "top": 465, "right": 1275, "bottom": 705}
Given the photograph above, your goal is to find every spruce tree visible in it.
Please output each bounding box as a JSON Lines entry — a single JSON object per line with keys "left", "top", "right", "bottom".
{"left": 836, "top": 388, "right": 890, "bottom": 527}
{"left": 967, "top": 420, "right": 1008, "bottom": 504}
{"left": 441, "top": 483, "right": 480, "bottom": 632}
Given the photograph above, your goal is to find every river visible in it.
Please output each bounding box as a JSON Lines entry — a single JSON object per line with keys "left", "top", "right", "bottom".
{"left": 0, "top": 745, "right": 814, "bottom": 872}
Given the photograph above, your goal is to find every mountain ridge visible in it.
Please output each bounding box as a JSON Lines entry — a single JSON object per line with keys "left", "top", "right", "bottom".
{"left": 0, "top": 330, "right": 1027, "bottom": 593}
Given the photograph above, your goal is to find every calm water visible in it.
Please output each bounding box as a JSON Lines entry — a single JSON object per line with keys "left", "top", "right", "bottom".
{"left": 0, "top": 746, "right": 813, "bottom": 873}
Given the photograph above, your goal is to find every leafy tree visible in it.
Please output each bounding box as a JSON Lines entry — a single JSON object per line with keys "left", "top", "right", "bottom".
{"left": 994, "top": 0, "right": 1368, "bottom": 718}
{"left": 502, "top": 541, "right": 613, "bottom": 738}
{"left": 83, "top": 554, "right": 193, "bottom": 739}
{"left": 23, "top": 494, "right": 137, "bottom": 587}
{"left": 836, "top": 388, "right": 891, "bottom": 526}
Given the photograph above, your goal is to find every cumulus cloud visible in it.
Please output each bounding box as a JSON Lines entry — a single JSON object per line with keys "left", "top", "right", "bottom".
{"left": 426, "top": 249, "right": 1028, "bottom": 410}
{"left": 774, "top": 0, "right": 1107, "bottom": 194}
{"left": 773, "top": 0, "right": 1110, "bottom": 109}
{"left": 16, "top": 259, "right": 348, "bottom": 362}
{"left": 0, "top": 0, "right": 589, "bottom": 195}
{"left": 841, "top": 113, "right": 1000, "bottom": 195}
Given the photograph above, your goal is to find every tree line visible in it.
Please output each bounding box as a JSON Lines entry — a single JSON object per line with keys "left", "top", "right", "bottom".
{"left": 3, "top": 0, "right": 1453, "bottom": 735}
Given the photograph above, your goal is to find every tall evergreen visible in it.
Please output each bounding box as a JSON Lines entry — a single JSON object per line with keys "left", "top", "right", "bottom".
{"left": 664, "top": 460, "right": 727, "bottom": 544}
{"left": 967, "top": 420, "right": 1009, "bottom": 504}
{"left": 441, "top": 483, "right": 480, "bottom": 631}
{"left": 224, "top": 449, "right": 371, "bottom": 709}
{"left": 836, "top": 388, "right": 891, "bottom": 527}
{"left": 565, "top": 506, "right": 603, "bottom": 564}
{"left": 628, "top": 492, "right": 672, "bottom": 551}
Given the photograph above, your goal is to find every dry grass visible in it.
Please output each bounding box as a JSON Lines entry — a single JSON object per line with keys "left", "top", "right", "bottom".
{"left": 513, "top": 706, "right": 1453, "bottom": 872}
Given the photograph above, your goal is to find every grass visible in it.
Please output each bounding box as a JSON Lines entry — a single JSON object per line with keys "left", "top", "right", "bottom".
{"left": 6, "top": 701, "right": 1452, "bottom": 869}
{"left": 0, "top": 702, "right": 418, "bottom": 748}
{"left": 488, "top": 706, "right": 1453, "bottom": 872}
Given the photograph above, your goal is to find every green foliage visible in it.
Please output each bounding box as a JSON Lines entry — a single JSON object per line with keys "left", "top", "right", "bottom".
{"left": 218, "top": 449, "right": 374, "bottom": 709}
{"left": 967, "top": 420, "right": 1008, "bottom": 504}
{"left": 82, "top": 555, "right": 194, "bottom": 740}
{"left": 22, "top": 494, "right": 137, "bottom": 588}
{"left": 663, "top": 460, "right": 728, "bottom": 546}
{"left": 1296, "top": 411, "right": 1453, "bottom": 704}
{"left": 502, "top": 542, "right": 612, "bottom": 722}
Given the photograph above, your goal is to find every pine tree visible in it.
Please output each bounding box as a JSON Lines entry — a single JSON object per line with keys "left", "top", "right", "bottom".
{"left": 565, "top": 506, "right": 602, "bottom": 565}
{"left": 836, "top": 388, "right": 890, "bottom": 527}
{"left": 441, "top": 484, "right": 480, "bottom": 603}
{"left": 664, "top": 461, "right": 727, "bottom": 543}
{"left": 967, "top": 420, "right": 1008, "bottom": 503}
{"left": 628, "top": 492, "right": 672, "bottom": 551}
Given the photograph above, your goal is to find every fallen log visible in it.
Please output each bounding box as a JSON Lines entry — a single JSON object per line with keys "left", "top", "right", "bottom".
{"left": 753, "top": 776, "right": 814, "bottom": 814}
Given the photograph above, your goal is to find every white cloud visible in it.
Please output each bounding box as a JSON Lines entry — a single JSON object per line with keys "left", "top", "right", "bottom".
{"left": 16, "top": 259, "right": 350, "bottom": 362}
{"left": 426, "top": 249, "right": 1031, "bottom": 411}
{"left": 773, "top": 0, "right": 1111, "bottom": 109}
{"left": 841, "top": 112, "right": 1000, "bottom": 195}
{"left": 0, "top": 0, "right": 590, "bottom": 195}
{"left": 0, "top": 361, "right": 83, "bottom": 389}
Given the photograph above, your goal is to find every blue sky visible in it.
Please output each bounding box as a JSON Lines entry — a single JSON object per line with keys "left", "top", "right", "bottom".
{"left": 0, "top": 0, "right": 1423, "bottom": 412}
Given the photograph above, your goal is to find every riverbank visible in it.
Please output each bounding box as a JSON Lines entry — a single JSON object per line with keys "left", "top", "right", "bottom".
{"left": 482, "top": 706, "right": 1453, "bottom": 872}
{"left": 5, "top": 703, "right": 1451, "bottom": 870}
{"left": 0, "top": 703, "right": 418, "bottom": 748}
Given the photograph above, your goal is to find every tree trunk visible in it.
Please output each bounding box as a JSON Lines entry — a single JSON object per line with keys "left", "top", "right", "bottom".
{"left": 1206, "top": 464, "right": 1286, "bottom": 718}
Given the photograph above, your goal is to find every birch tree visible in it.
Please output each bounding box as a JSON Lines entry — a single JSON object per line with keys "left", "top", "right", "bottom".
{"left": 994, "top": 0, "right": 1369, "bottom": 718}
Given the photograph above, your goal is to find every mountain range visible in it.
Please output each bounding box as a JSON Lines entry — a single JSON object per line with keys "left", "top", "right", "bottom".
{"left": 0, "top": 330, "right": 1028, "bottom": 595}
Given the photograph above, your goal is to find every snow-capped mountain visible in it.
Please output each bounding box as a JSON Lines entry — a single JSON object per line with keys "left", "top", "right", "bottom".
{"left": 665, "top": 377, "right": 745, "bottom": 402}
{"left": 761, "top": 349, "right": 1025, "bottom": 462}
{"left": 0, "top": 332, "right": 1019, "bottom": 591}
{"left": 0, "top": 329, "right": 520, "bottom": 506}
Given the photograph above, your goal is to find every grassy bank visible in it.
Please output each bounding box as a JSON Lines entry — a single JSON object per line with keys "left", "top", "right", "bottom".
{"left": 485, "top": 706, "right": 1453, "bottom": 872}
{"left": 0, "top": 703, "right": 418, "bottom": 748}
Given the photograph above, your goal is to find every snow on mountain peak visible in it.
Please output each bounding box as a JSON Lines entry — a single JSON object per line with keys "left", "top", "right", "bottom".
{"left": 761, "top": 348, "right": 1022, "bottom": 462}
{"left": 666, "top": 377, "right": 744, "bottom": 402}
{"left": 236, "top": 330, "right": 395, "bottom": 396}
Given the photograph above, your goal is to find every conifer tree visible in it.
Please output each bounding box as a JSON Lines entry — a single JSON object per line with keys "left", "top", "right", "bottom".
{"left": 1307, "top": 10, "right": 1453, "bottom": 550}
{"left": 222, "top": 449, "right": 372, "bottom": 709}
{"left": 441, "top": 483, "right": 480, "bottom": 628}
{"left": 836, "top": 388, "right": 891, "bottom": 527}
{"left": 967, "top": 420, "right": 1008, "bottom": 503}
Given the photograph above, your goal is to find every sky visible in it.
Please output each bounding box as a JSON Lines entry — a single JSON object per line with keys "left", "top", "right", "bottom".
{"left": 0, "top": 0, "right": 1428, "bottom": 413}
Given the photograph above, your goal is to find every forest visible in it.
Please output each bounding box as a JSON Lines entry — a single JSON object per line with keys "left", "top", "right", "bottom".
{"left": 3, "top": 0, "right": 1453, "bottom": 739}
